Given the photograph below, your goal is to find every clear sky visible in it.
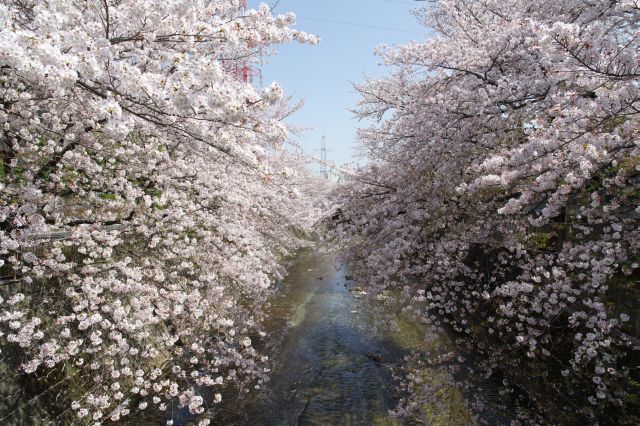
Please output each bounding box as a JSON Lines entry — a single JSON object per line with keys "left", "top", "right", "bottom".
{"left": 250, "top": 0, "right": 429, "bottom": 172}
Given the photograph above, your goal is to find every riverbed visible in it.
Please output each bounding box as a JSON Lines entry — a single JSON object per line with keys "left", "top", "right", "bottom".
{"left": 208, "top": 250, "right": 475, "bottom": 425}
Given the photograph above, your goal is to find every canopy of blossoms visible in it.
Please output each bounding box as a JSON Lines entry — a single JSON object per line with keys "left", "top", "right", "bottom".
{"left": 0, "top": 0, "right": 321, "bottom": 423}
{"left": 330, "top": 0, "right": 639, "bottom": 423}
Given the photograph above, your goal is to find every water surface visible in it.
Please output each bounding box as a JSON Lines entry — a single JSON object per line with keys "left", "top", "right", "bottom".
{"left": 224, "top": 251, "right": 403, "bottom": 425}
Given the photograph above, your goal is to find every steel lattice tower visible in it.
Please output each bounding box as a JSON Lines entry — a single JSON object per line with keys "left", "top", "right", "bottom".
{"left": 222, "top": 0, "right": 260, "bottom": 83}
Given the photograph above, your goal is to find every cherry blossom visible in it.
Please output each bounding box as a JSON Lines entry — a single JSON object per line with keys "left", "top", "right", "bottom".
{"left": 330, "top": 1, "right": 639, "bottom": 423}
{"left": 0, "top": 0, "right": 322, "bottom": 422}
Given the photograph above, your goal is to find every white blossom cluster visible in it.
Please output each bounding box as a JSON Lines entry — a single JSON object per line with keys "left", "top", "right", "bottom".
{"left": 0, "top": 0, "right": 321, "bottom": 423}
{"left": 330, "top": 0, "right": 639, "bottom": 424}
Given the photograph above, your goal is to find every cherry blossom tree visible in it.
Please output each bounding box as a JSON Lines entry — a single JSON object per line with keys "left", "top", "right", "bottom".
{"left": 331, "top": 0, "right": 639, "bottom": 423}
{"left": 0, "top": 0, "right": 320, "bottom": 423}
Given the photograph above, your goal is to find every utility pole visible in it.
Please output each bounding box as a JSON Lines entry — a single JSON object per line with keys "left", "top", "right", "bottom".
{"left": 318, "top": 136, "right": 335, "bottom": 180}
{"left": 320, "top": 136, "right": 328, "bottom": 179}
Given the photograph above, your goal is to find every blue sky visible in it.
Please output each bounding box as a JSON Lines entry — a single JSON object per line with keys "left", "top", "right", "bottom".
{"left": 251, "top": 0, "right": 429, "bottom": 171}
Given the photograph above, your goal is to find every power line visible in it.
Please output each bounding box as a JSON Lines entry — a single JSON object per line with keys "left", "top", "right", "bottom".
{"left": 381, "top": 0, "right": 419, "bottom": 4}
{"left": 269, "top": 0, "right": 422, "bottom": 12}
{"left": 296, "top": 16, "right": 424, "bottom": 35}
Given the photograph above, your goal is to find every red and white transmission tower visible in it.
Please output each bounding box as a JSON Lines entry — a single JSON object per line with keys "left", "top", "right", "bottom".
{"left": 222, "top": 0, "right": 261, "bottom": 84}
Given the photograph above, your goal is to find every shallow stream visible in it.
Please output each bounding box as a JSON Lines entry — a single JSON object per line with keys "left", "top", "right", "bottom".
{"left": 210, "top": 250, "right": 475, "bottom": 425}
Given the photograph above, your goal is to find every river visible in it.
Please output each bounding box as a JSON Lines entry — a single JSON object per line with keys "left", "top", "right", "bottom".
{"left": 208, "top": 250, "right": 476, "bottom": 425}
